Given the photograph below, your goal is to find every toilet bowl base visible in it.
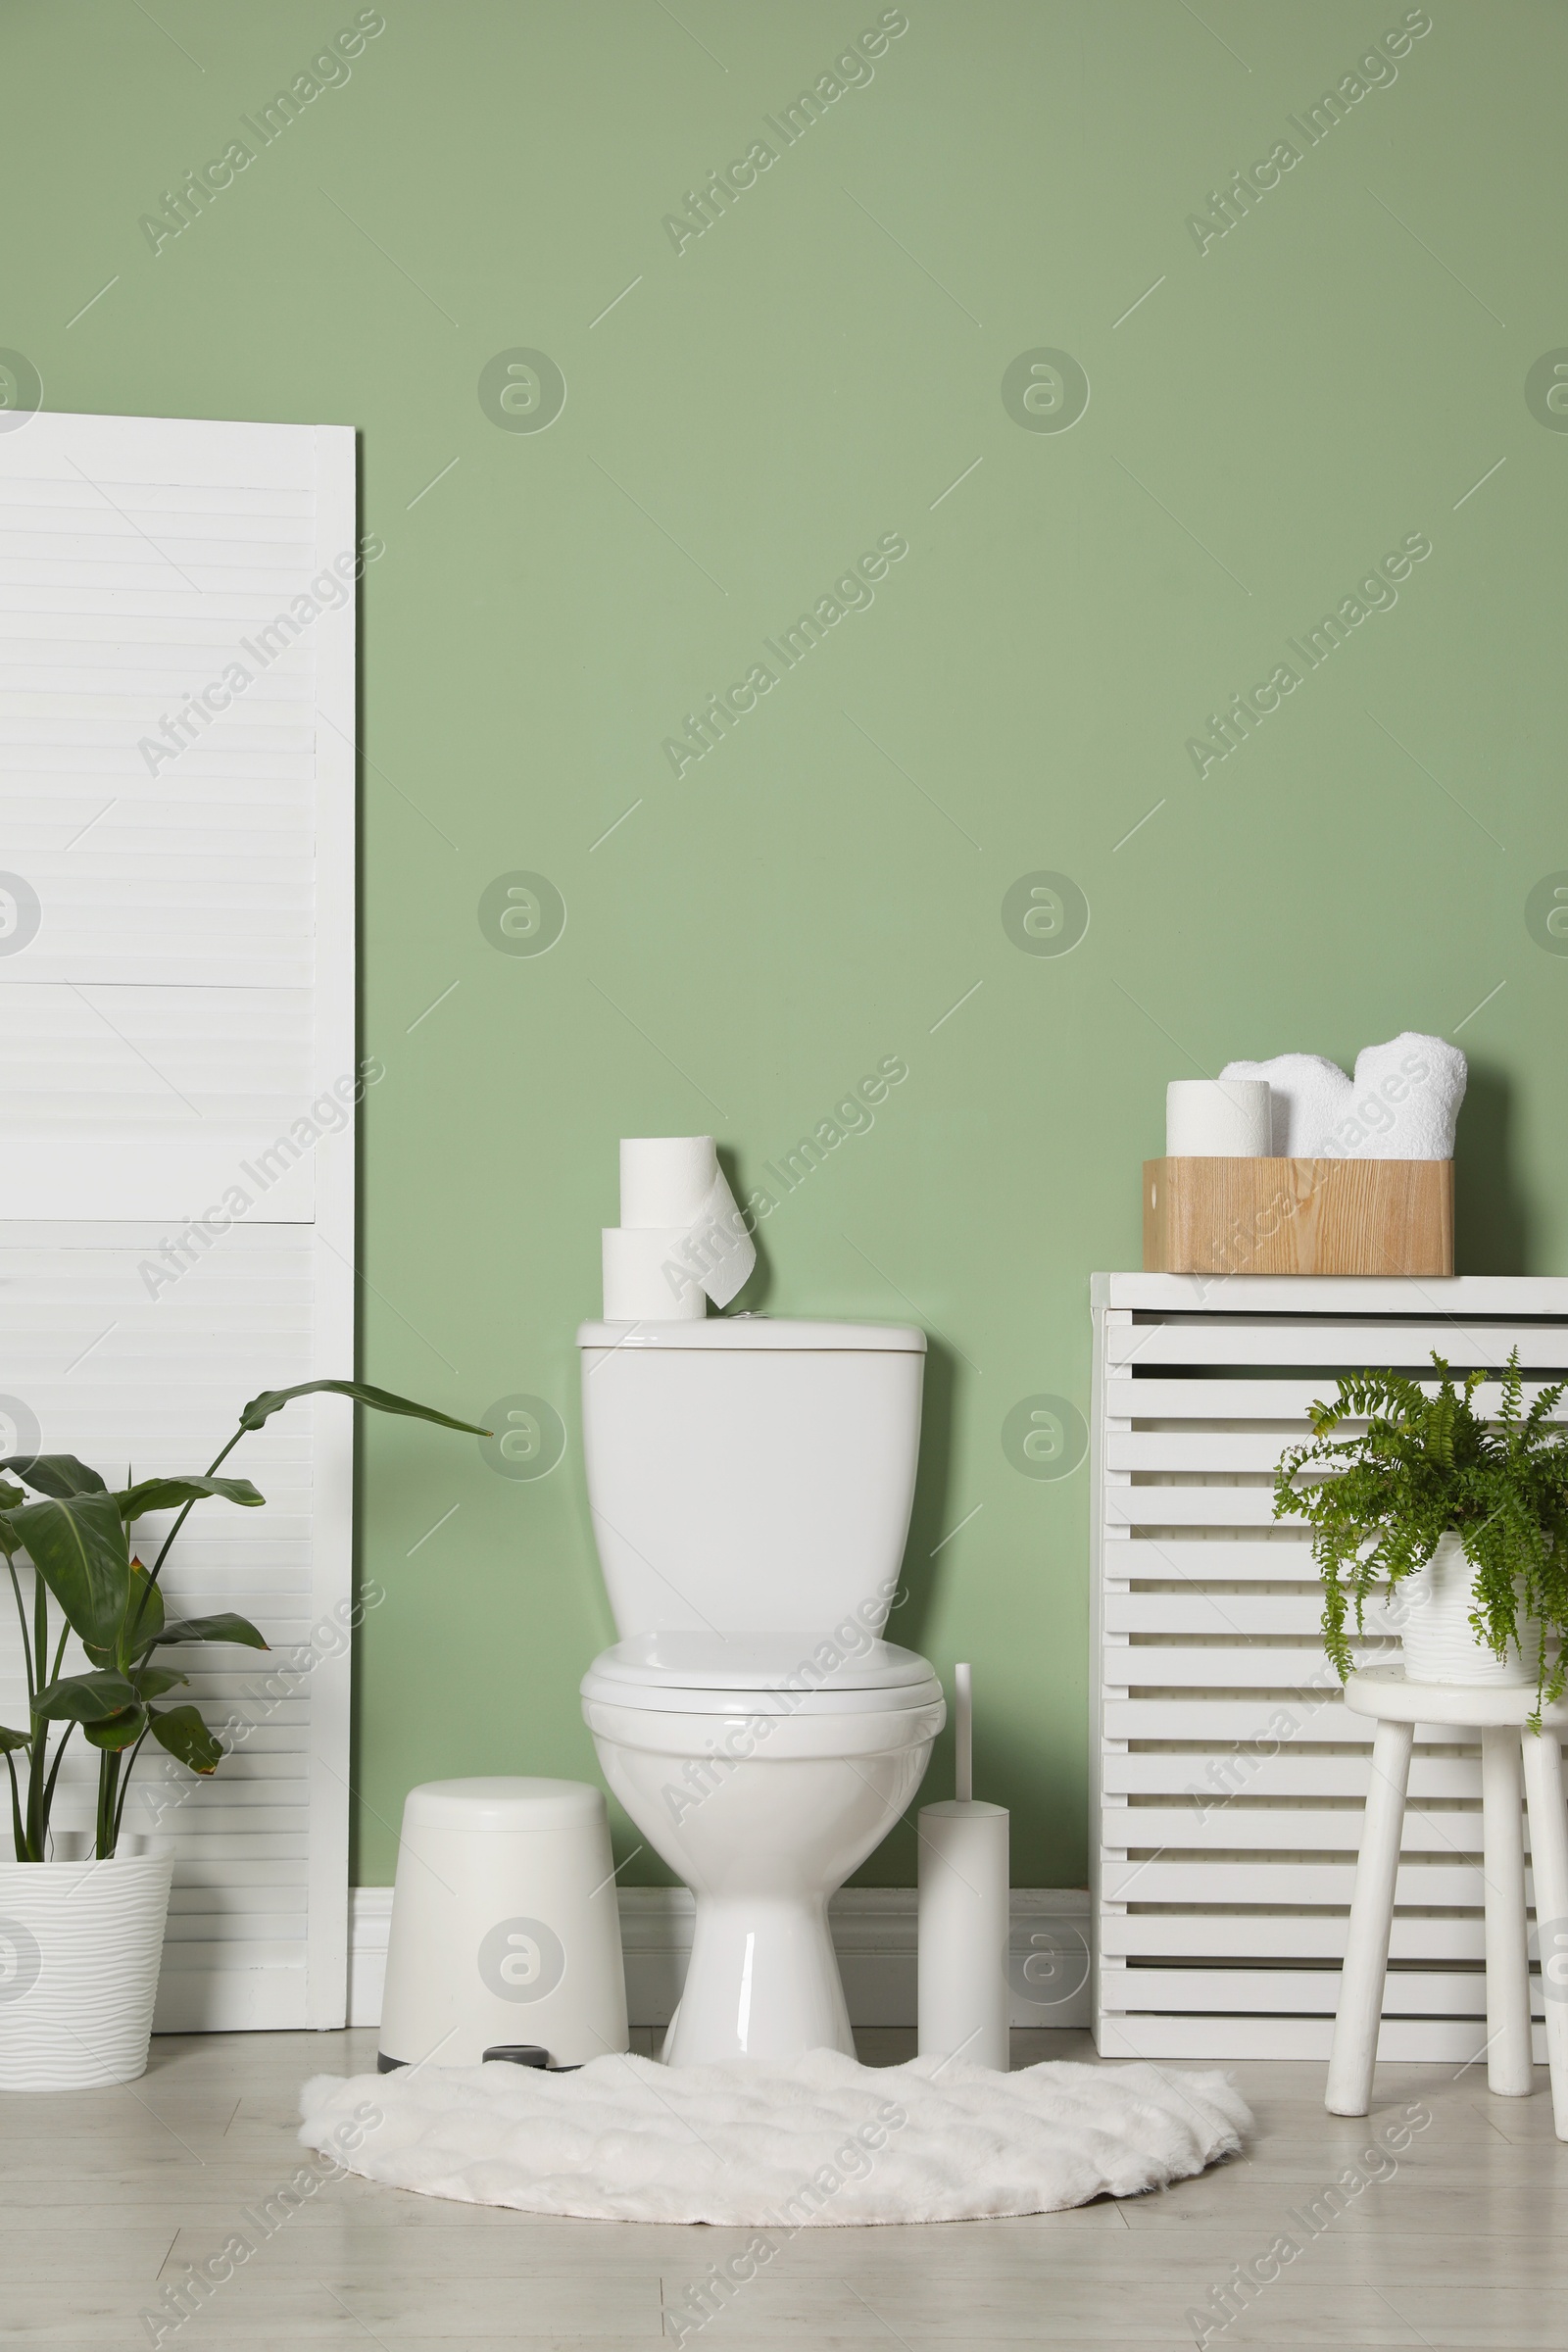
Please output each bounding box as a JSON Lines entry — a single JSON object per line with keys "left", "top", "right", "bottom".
{"left": 584, "top": 1686, "right": 944, "bottom": 2067}
{"left": 663, "top": 1892, "right": 854, "bottom": 2067}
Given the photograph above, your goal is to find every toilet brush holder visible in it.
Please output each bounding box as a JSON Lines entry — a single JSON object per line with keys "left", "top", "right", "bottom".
{"left": 916, "top": 1664, "right": 1010, "bottom": 2072}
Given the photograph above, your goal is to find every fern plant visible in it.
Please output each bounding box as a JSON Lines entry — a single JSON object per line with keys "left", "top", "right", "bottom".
{"left": 1274, "top": 1349, "right": 1568, "bottom": 1715}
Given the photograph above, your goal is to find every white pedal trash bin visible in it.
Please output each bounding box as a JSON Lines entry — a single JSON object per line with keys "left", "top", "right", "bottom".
{"left": 378, "top": 1778, "right": 629, "bottom": 2071}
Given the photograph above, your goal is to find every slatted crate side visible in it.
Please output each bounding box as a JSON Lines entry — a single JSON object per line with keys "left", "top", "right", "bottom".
{"left": 1110, "top": 1805, "right": 1488, "bottom": 1856}
{"left": 1103, "top": 1591, "right": 1420, "bottom": 1638}
{"left": 1107, "top": 1591, "right": 1323, "bottom": 1636}
{"left": 1110, "top": 1421, "right": 1568, "bottom": 1473}
{"left": 1102, "top": 1913, "right": 1497, "bottom": 1961}
{"left": 1104, "top": 1751, "right": 1485, "bottom": 1799}
{"left": 1108, "top": 1319, "right": 1568, "bottom": 1368}
{"left": 1118, "top": 1378, "right": 1568, "bottom": 1418}
{"left": 1107, "top": 1489, "right": 1304, "bottom": 1527}
{"left": 1093, "top": 1292, "right": 1568, "bottom": 2059}
{"left": 1116, "top": 1539, "right": 1321, "bottom": 1580}
{"left": 1122, "top": 1423, "right": 1306, "bottom": 1452}
{"left": 1102, "top": 1859, "right": 1508, "bottom": 1904}
{"left": 1100, "top": 1968, "right": 1548, "bottom": 2020}
{"left": 1088, "top": 1308, "right": 1133, "bottom": 2027}
{"left": 1096, "top": 2017, "right": 1550, "bottom": 2064}
{"left": 1104, "top": 1274, "right": 1568, "bottom": 1311}
{"left": 1107, "top": 1645, "right": 1385, "bottom": 1686}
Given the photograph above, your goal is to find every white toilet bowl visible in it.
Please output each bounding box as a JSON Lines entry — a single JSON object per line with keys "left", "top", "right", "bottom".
{"left": 576, "top": 1312, "right": 937, "bottom": 2065}
{"left": 581, "top": 1634, "right": 944, "bottom": 2065}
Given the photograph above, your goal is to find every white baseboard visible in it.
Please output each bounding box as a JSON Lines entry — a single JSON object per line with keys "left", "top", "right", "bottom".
{"left": 350, "top": 1886, "right": 1090, "bottom": 2034}
{"left": 153, "top": 1962, "right": 308, "bottom": 2034}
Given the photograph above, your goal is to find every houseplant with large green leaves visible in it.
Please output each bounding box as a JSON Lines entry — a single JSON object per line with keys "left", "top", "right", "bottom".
{"left": 1274, "top": 1350, "right": 1568, "bottom": 1716}
{"left": 0, "top": 1378, "right": 485, "bottom": 2090}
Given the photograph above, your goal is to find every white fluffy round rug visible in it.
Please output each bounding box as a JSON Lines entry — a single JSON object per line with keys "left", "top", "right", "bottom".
{"left": 299, "top": 2048, "right": 1250, "bottom": 2226}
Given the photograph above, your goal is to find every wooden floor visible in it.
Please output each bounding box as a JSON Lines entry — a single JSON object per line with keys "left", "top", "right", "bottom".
{"left": 3, "top": 2025, "right": 1564, "bottom": 2346}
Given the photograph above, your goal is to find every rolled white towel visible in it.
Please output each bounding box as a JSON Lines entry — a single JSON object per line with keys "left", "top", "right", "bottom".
{"left": 1217, "top": 1053, "right": 1351, "bottom": 1157}
{"left": 1338, "top": 1033, "right": 1466, "bottom": 1159}
{"left": 1220, "top": 1035, "right": 1465, "bottom": 1160}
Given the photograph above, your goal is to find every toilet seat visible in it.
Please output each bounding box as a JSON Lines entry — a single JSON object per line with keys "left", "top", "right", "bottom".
{"left": 580, "top": 1632, "right": 943, "bottom": 1716}
{"left": 582, "top": 1691, "right": 945, "bottom": 1760}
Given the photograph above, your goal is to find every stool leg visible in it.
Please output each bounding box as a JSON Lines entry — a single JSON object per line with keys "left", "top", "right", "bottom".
{"left": 1480, "top": 1728, "right": 1533, "bottom": 2096}
{"left": 1521, "top": 1726, "right": 1568, "bottom": 2138}
{"left": 1327, "top": 1717, "right": 1413, "bottom": 2117}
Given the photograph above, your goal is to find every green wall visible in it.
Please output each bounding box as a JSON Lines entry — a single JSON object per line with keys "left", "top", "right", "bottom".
{"left": 8, "top": 1, "right": 1565, "bottom": 1888}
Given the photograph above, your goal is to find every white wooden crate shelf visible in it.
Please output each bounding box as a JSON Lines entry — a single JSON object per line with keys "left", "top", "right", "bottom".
{"left": 1091, "top": 1274, "right": 1568, "bottom": 2063}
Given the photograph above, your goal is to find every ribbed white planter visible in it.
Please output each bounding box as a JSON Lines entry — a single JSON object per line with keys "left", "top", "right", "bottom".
{"left": 0, "top": 1838, "right": 173, "bottom": 2090}
{"left": 1396, "top": 1532, "right": 1535, "bottom": 1689}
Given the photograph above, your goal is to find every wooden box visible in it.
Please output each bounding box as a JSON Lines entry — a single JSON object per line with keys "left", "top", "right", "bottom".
{"left": 1143, "top": 1156, "right": 1453, "bottom": 1277}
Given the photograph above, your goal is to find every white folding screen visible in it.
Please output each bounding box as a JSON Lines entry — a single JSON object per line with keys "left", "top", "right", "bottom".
{"left": 1092, "top": 1273, "right": 1568, "bottom": 2062}
{"left": 0, "top": 411, "right": 357, "bottom": 2029}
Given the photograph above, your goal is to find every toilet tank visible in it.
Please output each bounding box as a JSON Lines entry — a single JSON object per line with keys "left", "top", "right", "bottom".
{"left": 576, "top": 1318, "right": 925, "bottom": 1639}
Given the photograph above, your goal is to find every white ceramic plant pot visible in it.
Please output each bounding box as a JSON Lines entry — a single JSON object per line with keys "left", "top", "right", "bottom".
{"left": 0, "top": 1838, "right": 173, "bottom": 2090}
{"left": 1396, "top": 1532, "right": 1535, "bottom": 1688}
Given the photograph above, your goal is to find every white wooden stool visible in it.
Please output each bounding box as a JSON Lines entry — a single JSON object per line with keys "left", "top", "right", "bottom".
{"left": 1328, "top": 1664, "right": 1568, "bottom": 2136}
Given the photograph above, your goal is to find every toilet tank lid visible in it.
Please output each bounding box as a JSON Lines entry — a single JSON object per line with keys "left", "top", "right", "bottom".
{"left": 575, "top": 1316, "right": 925, "bottom": 1351}
{"left": 402, "top": 1777, "right": 607, "bottom": 1831}
{"left": 583, "top": 1633, "right": 938, "bottom": 1693}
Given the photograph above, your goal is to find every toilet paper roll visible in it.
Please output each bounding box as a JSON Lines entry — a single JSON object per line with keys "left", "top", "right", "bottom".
{"left": 601, "top": 1228, "right": 706, "bottom": 1321}
{"left": 616, "top": 1136, "right": 757, "bottom": 1308}
{"left": 620, "top": 1137, "right": 717, "bottom": 1229}
{"left": 1165, "top": 1079, "right": 1272, "bottom": 1157}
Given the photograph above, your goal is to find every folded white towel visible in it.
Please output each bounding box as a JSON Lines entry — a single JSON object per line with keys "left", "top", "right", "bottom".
{"left": 1217, "top": 1052, "right": 1350, "bottom": 1156}
{"left": 1344, "top": 1032, "right": 1467, "bottom": 1159}
{"left": 1219, "top": 1034, "right": 1464, "bottom": 1160}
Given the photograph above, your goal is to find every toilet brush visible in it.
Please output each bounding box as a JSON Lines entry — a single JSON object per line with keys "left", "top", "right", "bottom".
{"left": 916, "top": 1662, "right": 1010, "bottom": 2071}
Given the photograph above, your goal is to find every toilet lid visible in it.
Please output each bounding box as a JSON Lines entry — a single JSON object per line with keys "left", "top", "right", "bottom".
{"left": 580, "top": 1632, "right": 943, "bottom": 1715}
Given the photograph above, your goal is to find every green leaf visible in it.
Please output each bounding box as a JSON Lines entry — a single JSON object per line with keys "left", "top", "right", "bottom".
{"left": 112, "top": 1474, "right": 266, "bottom": 1521}
{"left": 129, "top": 1667, "right": 188, "bottom": 1701}
{"left": 237, "top": 1379, "right": 489, "bottom": 1438}
{"left": 124, "top": 1560, "right": 165, "bottom": 1657}
{"left": 0, "top": 1452, "right": 107, "bottom": 1497}
{"left": 149, "top": 1704, "right": 223, "bottom": 1775}
{"left": 85, "top": 1560, "right": 165, "bottom": 1668}
{"left": 33, "top": 1668, "right": 141, "bottom": 1723}
{"left": 83, "top": 1704, "right": 147, "bottom": 1752}
{"left": 156, "top": 1612, "right": 269, "bottom": 1652}
{"left": 10, "top": 1493, "right": 131, "bottom": 1651}
{"left": 0, "top": 1479, "right": 24, "bottom": 1513}
{"left": 0, "top": 1724, "right": 29, "bottom": 1753}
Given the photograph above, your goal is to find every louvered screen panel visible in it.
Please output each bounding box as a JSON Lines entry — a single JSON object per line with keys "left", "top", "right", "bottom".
{"left": 1091, "top": 1276, "right": 1568, "bottom": 2062}
{"left": 0, "top": 413, "right": 355, "bottom": 2030}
